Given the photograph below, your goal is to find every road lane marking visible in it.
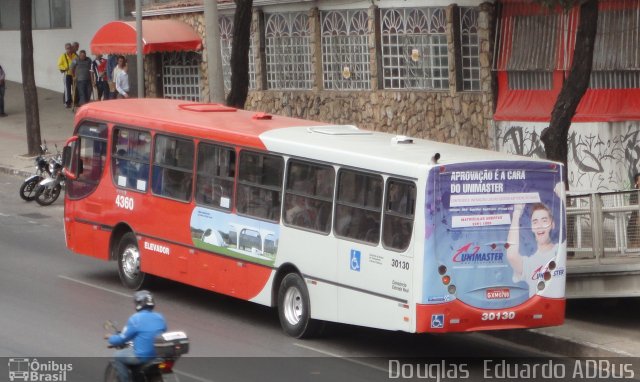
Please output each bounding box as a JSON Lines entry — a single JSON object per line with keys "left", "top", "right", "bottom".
{"left": 58, "top": 275, "right": 132, "bottom": 298}
{"left": 293, "top": 343, "right": 388, "bottom": 373}
{"left": 174, "top": 369, "right": 216, "bottom": 382}
{"left": 0, "top": 212, "right": 10, "bottom": 217}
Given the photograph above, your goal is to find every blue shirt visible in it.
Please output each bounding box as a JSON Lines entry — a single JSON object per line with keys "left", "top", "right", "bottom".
{"left": 108, "top": 309, "right": 167, "bottom": 360}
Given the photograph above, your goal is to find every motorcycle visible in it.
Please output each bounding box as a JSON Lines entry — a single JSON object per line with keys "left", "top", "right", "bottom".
{"left": 33, "top": 145, "right": 65, "bottom": 206}
{"left": 103, "top": 320, "right": 189, "bottom": 382}
{"left": 19, "top": 142, "right": 51, "bottom": 201}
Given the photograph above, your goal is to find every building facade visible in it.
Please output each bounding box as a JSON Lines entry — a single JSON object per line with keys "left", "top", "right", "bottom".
{"left": 141, "top": 0, "right": 495, "bottom": 151}
{"left": 0, "top": 0, "right": 141, "bottom": 92}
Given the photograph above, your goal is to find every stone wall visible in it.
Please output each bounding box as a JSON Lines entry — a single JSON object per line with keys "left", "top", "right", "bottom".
{"left": 144, "top": 2, "right": 496, "bottom": 150}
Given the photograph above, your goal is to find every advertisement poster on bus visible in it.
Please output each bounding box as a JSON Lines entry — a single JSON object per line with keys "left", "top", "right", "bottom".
{"left": 423, "top": 161, "right": 566, "bottom": 309}
{"left": 190, "top": 207, "right": 280, "bottom": 267}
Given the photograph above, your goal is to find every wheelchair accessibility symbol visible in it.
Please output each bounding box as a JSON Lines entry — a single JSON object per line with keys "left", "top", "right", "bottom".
{"left": 431, "top": 314, "right": 444, "bottom": 329}
{"left": 350, "top": 250, "right": 361, "bottom": 272}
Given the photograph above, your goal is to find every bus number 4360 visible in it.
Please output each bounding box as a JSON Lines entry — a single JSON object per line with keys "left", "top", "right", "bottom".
{"left": 115, "top": 195, "right": 134, "bottom": 211}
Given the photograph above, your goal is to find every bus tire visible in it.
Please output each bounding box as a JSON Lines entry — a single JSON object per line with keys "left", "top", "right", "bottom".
{"left": 277, "top": 273, "right": 323, "bottom": 338}
{"left": 116, "top": 232, "right": 148, "bottom": 290}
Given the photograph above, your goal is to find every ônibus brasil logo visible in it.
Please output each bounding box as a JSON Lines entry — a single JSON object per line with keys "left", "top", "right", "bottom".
{"left": 8, "top": 358, "right": 72, "bottom": 382}
{"left": 452, "top": 243, "right": 504, "bottom": 263}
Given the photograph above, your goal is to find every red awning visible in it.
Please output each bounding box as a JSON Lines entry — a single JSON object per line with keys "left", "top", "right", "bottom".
{"left": 90, "top": 20, "right": 202, "bottom": 55}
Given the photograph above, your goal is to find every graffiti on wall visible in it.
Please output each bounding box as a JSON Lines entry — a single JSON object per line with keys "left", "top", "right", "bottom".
{"left": 496, "top": 121, "right": 640, "bottom": 192}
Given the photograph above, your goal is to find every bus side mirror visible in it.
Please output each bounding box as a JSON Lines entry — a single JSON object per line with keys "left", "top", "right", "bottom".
{"left": 62, "top": 146, "right": 72, "bottom": 168}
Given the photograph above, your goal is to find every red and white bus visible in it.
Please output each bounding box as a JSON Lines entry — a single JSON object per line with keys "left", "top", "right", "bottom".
{"left": 62, "top": 99, "right": 566, "bottom": 337}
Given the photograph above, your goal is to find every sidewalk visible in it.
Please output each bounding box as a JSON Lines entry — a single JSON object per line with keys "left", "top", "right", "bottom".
{"left": 0, "top": 80, "right": 75, "bottom": 177}
{"left": 1, "top": 81, "right": 639, "bottom": 358}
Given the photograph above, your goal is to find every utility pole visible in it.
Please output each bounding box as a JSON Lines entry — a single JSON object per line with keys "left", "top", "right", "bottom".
{"left": 135, "top": 0, "right": 144, "bottom": 97}
{"left": 205, "top": 0, "right": 225, "bottom": 103}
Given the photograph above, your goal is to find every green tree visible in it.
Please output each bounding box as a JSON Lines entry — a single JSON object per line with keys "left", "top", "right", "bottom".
{"left": 20, "top": 0, "right": 42, "bottom": 155}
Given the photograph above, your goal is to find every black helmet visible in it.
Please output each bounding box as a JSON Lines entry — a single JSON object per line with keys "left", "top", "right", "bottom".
{"left": 134, "top": 290, "right": 155, "bottom": 311}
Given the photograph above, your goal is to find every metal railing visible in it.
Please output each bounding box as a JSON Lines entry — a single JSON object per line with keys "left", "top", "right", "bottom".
{"left": 567, "top": 190, "right": 640, "bottom": 260}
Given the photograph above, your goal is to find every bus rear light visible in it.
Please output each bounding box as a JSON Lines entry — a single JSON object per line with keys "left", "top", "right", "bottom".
{"left": 442, "top": 275, "right": 451, "bottom": 285}
{"left": 548, "top": 261, "right": 556, "bottom": 271}
{"left": 438, "top": 265, "right": 447, "bottom": 275}
{"left": 403, "top": 316, "right": 409, "bottom": 322}
{"left": 450, "top": 318, "right": 460, "bottom": 324}
{"left": 447, "top": 285, "right": 456, "bottom": 294}
{"left": 543, "top": 271, "right": 551, "bottom": 281}
{"left": 490, "top": 243, "right": 497, "bottom": 249}
{"left": 537, "top": 281, "right": 545, "bottom": 291}
{"left": 504, "top": 243, "right": 510, "bottom": 249}
{"left": 439, "top": 166, "right": 446, "bottom": 173}
{"left": 401, "top": 304, "right": 409, "bottom": 309}
{"left": 533, "top": 314, "right": 543, "bottom": 320}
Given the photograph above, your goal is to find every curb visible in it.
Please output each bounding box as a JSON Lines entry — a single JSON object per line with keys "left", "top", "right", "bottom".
{"left": 0, "top": 165, "right": 32, "bottom": 179}
{"left": 485, "top": 329, "right": 635, "bottom": 358}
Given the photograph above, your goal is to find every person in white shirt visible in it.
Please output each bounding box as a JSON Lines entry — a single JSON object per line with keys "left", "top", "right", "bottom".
{"left": 116, "top": 63, "right": 130, "bottom": 99}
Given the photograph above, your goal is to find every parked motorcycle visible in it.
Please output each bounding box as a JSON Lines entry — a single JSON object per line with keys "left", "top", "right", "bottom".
{"left": 103, "top": 320, "right": 189, "bottom": 382}
{"left": 19, "top": 142, "right": 51, "bottom": 201}
{"left": 34, "top": 145, "right": 65, "bottom": 206}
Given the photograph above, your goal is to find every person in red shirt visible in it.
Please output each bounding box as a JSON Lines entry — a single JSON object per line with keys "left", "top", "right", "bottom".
{"left": 91, "top": 54, "right": 109, "bottom": 101}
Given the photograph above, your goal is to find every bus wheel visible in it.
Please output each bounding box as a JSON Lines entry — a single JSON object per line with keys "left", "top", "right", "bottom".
{"left": 117, "top": 232, "right": 147, "bottom": 290}
{"left": 277, "top": 273, "right": 323, "bottom": 338}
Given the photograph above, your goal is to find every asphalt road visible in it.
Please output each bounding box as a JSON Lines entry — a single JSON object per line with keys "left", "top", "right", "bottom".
{"left": 0, "top": 173, "right": 551, "bottom": 382}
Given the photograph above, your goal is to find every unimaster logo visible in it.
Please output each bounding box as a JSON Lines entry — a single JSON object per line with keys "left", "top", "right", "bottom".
{"left": 452, "top": 243, "right": 504, "bottom": 263}
{"left": 486, "top": 288, "right": 511, "bottom": 299}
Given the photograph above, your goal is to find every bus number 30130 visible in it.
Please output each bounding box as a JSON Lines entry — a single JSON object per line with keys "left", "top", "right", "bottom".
{"left": 481, "top": 311, "right": 516, "bottom": 321}
{"left": 115, "top": 195, "right": 134, "bottom": 211}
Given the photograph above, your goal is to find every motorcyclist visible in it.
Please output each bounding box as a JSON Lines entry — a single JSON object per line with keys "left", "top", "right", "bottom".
{"left": 107, "top": 290, "right": 167, "bottom": 382}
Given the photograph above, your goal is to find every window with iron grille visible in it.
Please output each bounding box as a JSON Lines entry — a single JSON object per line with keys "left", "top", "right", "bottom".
{"left": 321, "top": 10, "right": 371, "bottom": 90}
{"left": 265, "top": 12, "right": 313, "bottom": 90}
{"left": 459, "top": 7, "right": 480, "bottom": 91}
{"left": 219, "top": 14, "right": 257, "bottom": 91}
{"left": 589, "top": 7, "right": 640, "bottom": 89}
{"left": 380, "top": 7, "right": 449, "bottom": 90}
{"left": 162, "top": 52, "right": 202, "bottom": 102}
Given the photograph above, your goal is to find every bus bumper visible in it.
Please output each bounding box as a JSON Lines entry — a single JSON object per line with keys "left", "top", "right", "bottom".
{"left": 415, "top": 296, "right": 565, "bottom": 333}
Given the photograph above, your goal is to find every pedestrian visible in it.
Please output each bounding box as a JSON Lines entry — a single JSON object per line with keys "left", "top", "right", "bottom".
{"left": 106, "top": 54, "right": 118, "bottom": 100}
{"left": 71, "top": 50, "right": 92, "bottom": 106}
{"left": 0, "top": 63, "right": 6, "bottom": 117}
{"left": 115, "top": 61, "right": 130, "bottom": 99}
{"left": 91, "top": 54, "right": 108, "bottom": 101}
{"left": 72, "top": 41, "right": 79, "bottom": 55}
{"left": 57, "top": 43, "right": 76, "bottom": 108}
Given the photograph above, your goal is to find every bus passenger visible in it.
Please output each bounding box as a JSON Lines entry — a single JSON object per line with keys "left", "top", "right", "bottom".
{"left": 627, "top": 173, "right": 640, "bottom": 248}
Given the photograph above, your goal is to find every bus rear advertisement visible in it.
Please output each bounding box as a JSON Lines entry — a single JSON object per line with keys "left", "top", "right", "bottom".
{"left": 61, "top": 99, "right": 566, "bottom": 338}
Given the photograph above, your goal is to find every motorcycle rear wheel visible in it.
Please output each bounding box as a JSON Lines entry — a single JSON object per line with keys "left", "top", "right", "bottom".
{"left": 19, "top": 176, "right": 42, "bottom": 201}
{"left": 103, "top": 362, "right": 119, "bottom": 382}
{"left": 35, "top": 184, "right": 62, "bottom": 206}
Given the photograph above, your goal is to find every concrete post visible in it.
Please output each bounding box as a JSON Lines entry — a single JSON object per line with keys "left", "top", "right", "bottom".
{"left": 205, "top": 0, "right": 225, "bottom": 103}
{"left": 135, "top": 0, "right": 144, "bottom": 97}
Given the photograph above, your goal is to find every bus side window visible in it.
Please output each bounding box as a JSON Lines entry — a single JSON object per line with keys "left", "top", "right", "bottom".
{"left": 152, "top": 135, "right": 194, "bottom": 201}
{"left": 382, "top": 179, "right": 416, "bottom": 251}
{"left": 334, "top": 169, "right": 382, "bottom": 244}
{"left": 195, "top": 143, "right": 235, "bottom": 211}
{"left": 283, "top": 160, "right": 335, "bottom": 233}
{"left": 237, "top": 151, "right": 283, "bottom": 222}
{"left": 112, "top": 127, "right": 151, "bottom": 192}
